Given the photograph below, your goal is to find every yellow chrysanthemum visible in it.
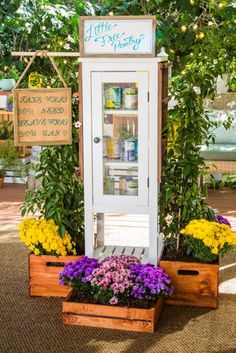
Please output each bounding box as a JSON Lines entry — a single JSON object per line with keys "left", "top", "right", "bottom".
{"left": 180, "top": 219, "right": 236, "bottom": 257}
{"left": 18, "top": 218, "right": 77, "bottom": 256}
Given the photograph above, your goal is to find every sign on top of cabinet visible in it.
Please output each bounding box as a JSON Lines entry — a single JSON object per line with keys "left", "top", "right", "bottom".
{"left": 79, "top": 16, "right": 156, "bottom": 57}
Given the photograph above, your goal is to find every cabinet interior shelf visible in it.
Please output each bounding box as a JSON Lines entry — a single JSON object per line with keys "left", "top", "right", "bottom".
{"left": 104, "top": 159, "right": 138, "bottom": 167}
{"left": 104, "top": 109, "right": 138, "bottom": 115}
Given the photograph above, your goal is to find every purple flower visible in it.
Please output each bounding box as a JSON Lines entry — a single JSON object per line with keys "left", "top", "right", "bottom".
{"left": 109, "top": 296, "right": 118, "bottom": 305}
{"left": 130, "top": 263, "right": 173, "bottom": 300}
{"left": 216, "top": 215, "right": 231, "bottom": 228}
{"left": 59, "top": 256, "right": 100, "bottom": 287}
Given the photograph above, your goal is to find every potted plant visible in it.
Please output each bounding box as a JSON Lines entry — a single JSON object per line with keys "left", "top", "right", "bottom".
{"left": 0, "top": 139, "right": 23, "bottom": 184}
{"left": 0, "top": 66, "right": 19, "bottom": 91}
{"left": 19, "top": 218, "right": 81, "bottom": 297}
{"left": 160, "top": 215, "right": 236, "bottom": 308}
{"left": 60, "top": 254, "right": 173, "bottom": 333}
{"left": 0, "top": 121, "right": 14, "bottom": 141}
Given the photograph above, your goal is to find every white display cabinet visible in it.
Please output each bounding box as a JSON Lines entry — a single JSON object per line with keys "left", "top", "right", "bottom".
{"left": 80, "top": 57, "right": 168, "bottom": 264}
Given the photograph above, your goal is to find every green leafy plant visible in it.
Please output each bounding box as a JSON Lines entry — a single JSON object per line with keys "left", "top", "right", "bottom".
{"left": 0, "top": 65, "right": 20, "bottom": 80}
{"left": 222, "top": 174, "right": 236, "bottom": 189}
{"left": 0, "top": 121, "right": 14, "bottom": 140}
{"left": 0, "top": 168, "right": 5, "bottom": 177}
{"left": 21, "top": 145, "right": 84, "bottom": 255}
{"left": 0, "top": 139, "right": 22, "bottom": 176}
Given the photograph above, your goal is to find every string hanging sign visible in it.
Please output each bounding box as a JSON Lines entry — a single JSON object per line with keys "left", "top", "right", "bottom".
{"left": 13, "top": 51, "right": 72, "bottom": 146}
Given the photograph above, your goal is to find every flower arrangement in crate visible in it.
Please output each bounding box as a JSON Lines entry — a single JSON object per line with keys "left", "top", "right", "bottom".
{"left": 180, "top": 216, "right": 236, "bottom": 263}
{"left": 160, "top": 214, "right": 236, "bottom": 308}
{"left": 60, "top": 255, "right": 173, "bottom": 332}
{"left": 19, "top": 218, "right": 81, "bottom": 297}
{"left": 60, "top": 255, "right": 173, "bottom": 307}
{"left": 19, "top": 218, "right": 77, "bottom": 256}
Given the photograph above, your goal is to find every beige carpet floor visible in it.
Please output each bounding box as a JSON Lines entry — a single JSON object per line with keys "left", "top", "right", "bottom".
{"left": 0, "top": 228, "right": 235, "bottom": 353}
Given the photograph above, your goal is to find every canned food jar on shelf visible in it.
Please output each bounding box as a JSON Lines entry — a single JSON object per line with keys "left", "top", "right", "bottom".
{"left": 104, "top": 177, "right": 115, "bottom": 195}
{"left": 122, "top": 139, "right": 135, "bottom": 161}
{"left": 103, "top": 136, "right": 108, "bottom": 158}
{"left": 107, "top": 137, "right": 121, "bottom": 159}
{"left": 119, "top": 176, "right": 127, "bottom": 195}
{"left": 123, "top": 87, "right": 138, "bottom": 110}
{"left": 126, "top": 178, "right": 138, "bottom": 195}
{"left": 104, "top": 86, "right": 121, "bottom": 109}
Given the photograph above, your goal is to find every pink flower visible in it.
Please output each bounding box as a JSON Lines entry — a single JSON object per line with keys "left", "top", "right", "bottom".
{"left": 109, "top": 296, "right": 118, "bottom": 305}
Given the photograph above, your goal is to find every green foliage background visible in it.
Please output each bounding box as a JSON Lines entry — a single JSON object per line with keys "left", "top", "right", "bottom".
{"left": 0, "top": 0, "right": 235, "bottom": 253}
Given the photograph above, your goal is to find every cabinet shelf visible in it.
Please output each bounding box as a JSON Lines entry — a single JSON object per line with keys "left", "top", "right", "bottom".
{"left": 104, "top": 109, "right": 138, "bottom": 115}
{"left": 104, "top": 159, "right": 138, "bottom": 167}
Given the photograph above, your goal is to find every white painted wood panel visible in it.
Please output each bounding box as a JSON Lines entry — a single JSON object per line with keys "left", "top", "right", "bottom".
{"left": 82, "top": 60, "right": 162, "bottom": 264}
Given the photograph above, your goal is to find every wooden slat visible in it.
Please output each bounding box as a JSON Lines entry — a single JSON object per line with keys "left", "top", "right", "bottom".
{"left": 63, "top": 302, "right": 154, "bottom": 320}
{"left": 123, "top": 247, "right": 134, "bottom": 256}
{"left": 112, "top": 246, "right": 125, "bottom": 255}
{"left": 141, "top": 248, "right": 149, "bottom": 263}
{"left": 63, "top": 314, "right": 154, "bottom": 333}
{"left": 0, "top": 111, "right": 13, "bottom": 123}
{"left": 30, "top": 286, "right": 71, "bottom": 297}
{"left": 98, "top": 246, "right": 115, "bottom": 260}
{"left": 78, "top": 62, "right": 84, "bottom": 180}
{"left": 93, "top": 246, "right": 106, "bottom": 260}
{"left": 157, "top": 62, "right": 162, "bottom": 183}
{"left": 133, "top": 247, "right": 145, "bottom": 261}
{"left": 164, "top": 293, "right": 218, "bottom": 308}
{"left": 153, "top": 297, "right": 163, "bottom": 329}
{"left": 12, "top": 51, "right": 81, "bottom": 57}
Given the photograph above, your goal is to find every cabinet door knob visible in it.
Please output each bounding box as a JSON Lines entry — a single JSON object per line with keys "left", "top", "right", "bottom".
{"left": 93, "top": 137, "right": 100, "bottom": 143}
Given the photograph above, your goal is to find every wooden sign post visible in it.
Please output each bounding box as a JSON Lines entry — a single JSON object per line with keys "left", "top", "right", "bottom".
{"left": 13, "top": 88, "right": 72, "bottom": 146}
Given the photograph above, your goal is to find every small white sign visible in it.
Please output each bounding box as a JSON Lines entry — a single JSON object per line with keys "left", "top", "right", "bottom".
{"left": 80, "top": 16, "right": 156, "bottom": 57}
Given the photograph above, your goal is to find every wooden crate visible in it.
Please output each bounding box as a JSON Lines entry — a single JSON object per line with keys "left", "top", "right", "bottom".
{"left": 62, "top": 297, "right": 163, "bottom": 333}
{"left": 29, "top": 254, "right": 81, "bottom": 297}
{"left": 159, "top": 260, "right": 219, "bottom": 308}
{"left": 0, "top": 111, "right": 13, "bottom": 123}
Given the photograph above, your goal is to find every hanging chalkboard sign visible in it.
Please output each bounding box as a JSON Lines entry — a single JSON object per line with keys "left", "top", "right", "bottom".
{"left": 80, "top": 16, "right": 156, "bottom": 57}
{"left": 13, "top": 88, "right": 72, "bottom": 146}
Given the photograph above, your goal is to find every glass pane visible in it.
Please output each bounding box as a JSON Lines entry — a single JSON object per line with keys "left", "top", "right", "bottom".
{"left": 103, "top": 82, "right": 138, "bottom": 196}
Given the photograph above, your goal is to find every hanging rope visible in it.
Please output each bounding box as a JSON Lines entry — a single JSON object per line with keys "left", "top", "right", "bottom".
{"left": 13, "top": 50, "right": 67, "bottom": 89}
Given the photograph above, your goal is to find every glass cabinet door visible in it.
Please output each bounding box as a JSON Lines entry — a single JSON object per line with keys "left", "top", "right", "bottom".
{"left": 92, "top": 72, "right": 149, "bottom": 207}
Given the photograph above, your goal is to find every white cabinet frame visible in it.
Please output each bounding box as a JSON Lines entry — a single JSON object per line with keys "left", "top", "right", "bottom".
{"left": 81, "top": 58, "right": 161, "bottom": 264}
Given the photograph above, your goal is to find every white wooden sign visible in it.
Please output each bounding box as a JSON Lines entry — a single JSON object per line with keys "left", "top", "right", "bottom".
{"left": 80, "top": 16, "right": 156, "bottom": 57}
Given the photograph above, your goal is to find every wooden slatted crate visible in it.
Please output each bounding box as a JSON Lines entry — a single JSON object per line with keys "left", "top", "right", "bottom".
{"left": 62, "top": 296, "right": 163, "bottom": 333}
{"left": 159, "top": 260, "right": 219, "bottom": 308}
{"left": 29, "top": 254, "right": 81, "bottom": 297}
{"left": 0, "top": 111, "right": 13, "bottom": 123}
